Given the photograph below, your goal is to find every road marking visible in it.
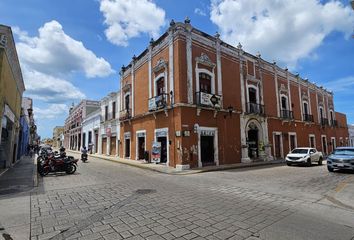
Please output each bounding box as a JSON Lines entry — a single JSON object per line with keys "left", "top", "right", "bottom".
{"left": 335, "top": 176, "right": 354, "bottom": 193}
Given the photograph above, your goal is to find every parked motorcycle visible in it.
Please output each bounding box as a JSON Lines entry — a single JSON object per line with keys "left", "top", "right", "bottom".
{"left": 38, "top": 147, "right": 78, "bottom": 176}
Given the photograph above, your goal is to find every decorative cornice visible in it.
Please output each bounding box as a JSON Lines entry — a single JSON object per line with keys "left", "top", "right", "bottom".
{"left": 195, "top": 53, "right": 216, "bottom": 68}
{"left": 153, "top": 58, "right": 167, "bottom": 73}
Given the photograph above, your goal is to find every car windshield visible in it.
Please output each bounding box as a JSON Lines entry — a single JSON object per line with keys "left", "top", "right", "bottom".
{"left": 332, "top": 149, "right": 354, "bottom": 155}
{"left": 291, "top": 149, "right": 309, "bottom": 154}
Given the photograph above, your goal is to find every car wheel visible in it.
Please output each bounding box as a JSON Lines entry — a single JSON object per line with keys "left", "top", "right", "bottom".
{"left": 327, "top": 166, "right": 334, "bottom": 172}
{"left": 286, "top": 162, "right": 292, "bottom": 166}
{"left": 318, "top": 157, "right": 323, "bottom": 166}
{"left": 306, "top": 158, "right": 311, "bottom": 167}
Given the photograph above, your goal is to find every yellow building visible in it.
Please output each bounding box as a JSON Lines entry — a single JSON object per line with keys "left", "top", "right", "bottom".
{"left": 0, "top": 25, "right": 25, "bottom": 169}
{"left": 52, "top": 126, "right": 64, "bottom": 148}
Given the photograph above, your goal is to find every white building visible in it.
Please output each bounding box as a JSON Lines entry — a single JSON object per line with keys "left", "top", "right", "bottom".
{"left": 349, "top": 124, "right": 354, "bottom": 147}
{"left": 81, "top": 109, "right": 101, "bottom": 153}
{"left": 99, "top": 92, "right": 120, "bottom": 156}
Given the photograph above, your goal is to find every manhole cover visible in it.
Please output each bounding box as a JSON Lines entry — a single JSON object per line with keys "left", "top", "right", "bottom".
{"left": 135, "top": 189, "right": 156, "bottom": 195}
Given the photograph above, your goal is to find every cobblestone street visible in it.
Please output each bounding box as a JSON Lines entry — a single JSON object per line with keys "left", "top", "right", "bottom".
{"left": 29, "top": 155, "right": 354, "bottom": 240}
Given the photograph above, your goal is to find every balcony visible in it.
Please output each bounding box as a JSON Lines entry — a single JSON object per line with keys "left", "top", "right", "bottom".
{"left": 246, "top": 102, "right": 265, "bottom": 115}
{"left": 148, "top": 94, "right": 168, "bottom": 111}
{"left": 196, "top": 92, "right": 222, "bottom": 109}
{"left": 330, "top": 119, "right": 338, "bottom": 127}
{"left": 321, "top": 118, "right": 329, "bottom": 126}
{"left": 119, "top": 108, "right": 131, "bottom": 121}
{"left": 280, "top": 110, "right": 294, "bottom": 120}
{"left": 303, "top": 114, "right": 313, "bottom": 122}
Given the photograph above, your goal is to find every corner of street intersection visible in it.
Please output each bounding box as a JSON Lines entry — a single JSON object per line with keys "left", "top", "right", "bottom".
{"left": 1, "top": 154, "right": 354, "bottom": 240}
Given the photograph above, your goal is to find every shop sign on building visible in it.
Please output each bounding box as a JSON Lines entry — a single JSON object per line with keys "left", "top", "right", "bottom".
{"left": 151, "top": 141, "right": 161, "bottom": 163}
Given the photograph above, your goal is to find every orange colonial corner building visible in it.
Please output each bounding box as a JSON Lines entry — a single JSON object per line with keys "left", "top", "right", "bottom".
{"left": 118, "top": 18, "right": 349, "bottom": 170}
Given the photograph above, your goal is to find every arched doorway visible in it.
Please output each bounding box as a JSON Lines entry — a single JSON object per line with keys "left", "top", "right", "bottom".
{"left": 246, "top": 120, "right": 263, "bottom": 160}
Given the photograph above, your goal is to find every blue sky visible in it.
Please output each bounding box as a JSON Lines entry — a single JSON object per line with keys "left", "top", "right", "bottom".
{"left": 0, "top": 0, "right": 353, "bottom": 138}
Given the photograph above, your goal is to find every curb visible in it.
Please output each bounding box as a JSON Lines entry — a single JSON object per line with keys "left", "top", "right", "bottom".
{"left": 66, "top": 150, "right": 285, "bottom": 175}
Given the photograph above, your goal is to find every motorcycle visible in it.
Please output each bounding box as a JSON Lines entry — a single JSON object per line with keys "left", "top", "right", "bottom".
{"left": 81, "top": 152, "right": 88, "bottom": 163}
{"left": 38, "top": 150, "right": 78, "bottom": 176}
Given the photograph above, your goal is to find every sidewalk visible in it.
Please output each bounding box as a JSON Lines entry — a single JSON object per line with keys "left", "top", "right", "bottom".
{"left": 67, "top": 150, "right": 285, "bottom": 175}
{"left": 0, "top": 155, "right": 36, "bottom": 240}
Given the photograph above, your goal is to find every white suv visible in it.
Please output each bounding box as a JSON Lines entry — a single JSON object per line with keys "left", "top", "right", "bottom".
{"left": 285, "top": 148, "right": 323, "bottom": 167}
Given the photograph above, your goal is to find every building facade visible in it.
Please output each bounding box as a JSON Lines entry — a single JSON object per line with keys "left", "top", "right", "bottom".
{"left": 0, "top": 25, "right": 25, "bottom": 169}
{"left": 81, "top": 109, "right": 100, "bottom": 153}
{"left": 349, "top": 125, "right": 354, "bottom": 147}
{"left": 99, "top": 92, "right": 120, "bottom": 156}
{"left": 52, "top": 126, "right": 64, "bottom": 148}
{"left": 64, "top": 100, "right": 100, "bottom": 151}
{"left": 118, "top": 19, "right": 349, "bottom": 169}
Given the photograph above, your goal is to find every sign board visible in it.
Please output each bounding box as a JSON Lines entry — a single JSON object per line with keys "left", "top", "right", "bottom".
{"left": 199, "top": 92, "right": 221, "bottom": 108}
{"left": 148, "top": 98, "right": 156, "bottom": 111}
{"left": 151, "top": 141, "right": 161, "bottom": 163}
{"left": 4, "top": 104, "right": 15, "bottom": 122}
{"left": 201, "top": 130, "right": 215, "bottom": 136}
{"left": 124, "top": 132, "right": 131, "bottom": 139}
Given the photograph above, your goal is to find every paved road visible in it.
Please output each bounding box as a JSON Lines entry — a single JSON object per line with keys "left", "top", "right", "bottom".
{"left": 30, "top": 153, "right": 354, "bottom": 240}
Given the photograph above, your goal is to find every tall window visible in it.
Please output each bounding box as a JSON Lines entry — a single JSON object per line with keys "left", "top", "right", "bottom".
{"left": 88, "top": 131, "right": 92, "bottom": 144}
{"left": 199, "top": 73, "right": 211, "bottom": 93}
{"left": 248, "top": 87, "right": 257, "bottom": 104}
{"left": 156, "top": 77, "right": 165, "bottom": 96}
{"left": 281, "top": 96, "right": 287, "bottom": 110}
{"left": 319, "top": 107, "right": 324, "bottom": 119}
{"left": 125, "top": 94, "right": 130, "bottom": 110}
{"left": 105, "top": 105, "right": 108, "bottom": 121}
{"left": 112, "top": 101, "right": 116, "bottom": 119}
{"left": 303, "top": 102, "right": 309, "bottom": 115}
{"left": 330, "top": 111, "right": 334, "bottom": 122}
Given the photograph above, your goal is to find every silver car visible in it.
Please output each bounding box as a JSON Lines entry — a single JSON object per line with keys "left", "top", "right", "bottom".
{"left": 327, "top": 147, "right": 354, "bottom": 172}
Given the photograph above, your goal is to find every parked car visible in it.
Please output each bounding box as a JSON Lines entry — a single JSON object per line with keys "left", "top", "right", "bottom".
{"left": 327, "top": 147, "right": 354, "bottom": 172}
{"left": 285, "top": 148, "right": 323, "bottom": 166}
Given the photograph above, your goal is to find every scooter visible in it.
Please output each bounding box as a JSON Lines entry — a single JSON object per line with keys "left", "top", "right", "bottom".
{"left": 81, "top": 152, "right": 88, "bottom": 163}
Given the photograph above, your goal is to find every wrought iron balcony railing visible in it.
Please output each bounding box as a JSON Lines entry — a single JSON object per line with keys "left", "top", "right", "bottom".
{"left": 321, "top": 117, "right": 329, "bottom": 126}
{"left": 280, "top": 109, "right": 294, "bottom": 120}
{"left": 246, "top": 102, "right": 265, "bottom": 115}
{"left": 195, "top": 92, "right": 222, "bottom": 109}
{"left": 148, "top": 93, "right": 168, "bottom": 111}
{"left": 330, "top": 119, "right": 338, "bottom": 127}
{"left": 303, "top": 114, "right": 314, "bottom": 122}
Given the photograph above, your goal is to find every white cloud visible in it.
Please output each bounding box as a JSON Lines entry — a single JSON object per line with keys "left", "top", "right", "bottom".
{"left": 22, "top": 66, "right": 86, "bottom": 103}
{"left": 195, "top": 8, "right": 207, "bottom": 16}
{"left": 33, "top": 104, "right": 68, "bottom": 120}
{"left": 99, "top": 0, "right": 166, "bottom": 46}
{"left": 13, "top": 20, "right": 114, "bottom": 78}
{"left": 210, "top": 0, "right": 354, "bottom": 68}
{"left": 324, "top": 76, "right": 354, "bottom": 93}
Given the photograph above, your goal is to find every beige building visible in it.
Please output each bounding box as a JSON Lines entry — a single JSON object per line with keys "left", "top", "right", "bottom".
{"left": 52, "top": 126, "right": 64, "bottom": 148}
{"left": 0, "top": 25, "right": 25, "bottom": 169}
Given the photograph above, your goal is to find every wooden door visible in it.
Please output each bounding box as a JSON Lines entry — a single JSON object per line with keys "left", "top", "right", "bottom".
{"left": 110, "top": 137, "right": 116, "bottom": 156}
{"left": 102, "top": 138, "right": 107, "bottom": 155}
